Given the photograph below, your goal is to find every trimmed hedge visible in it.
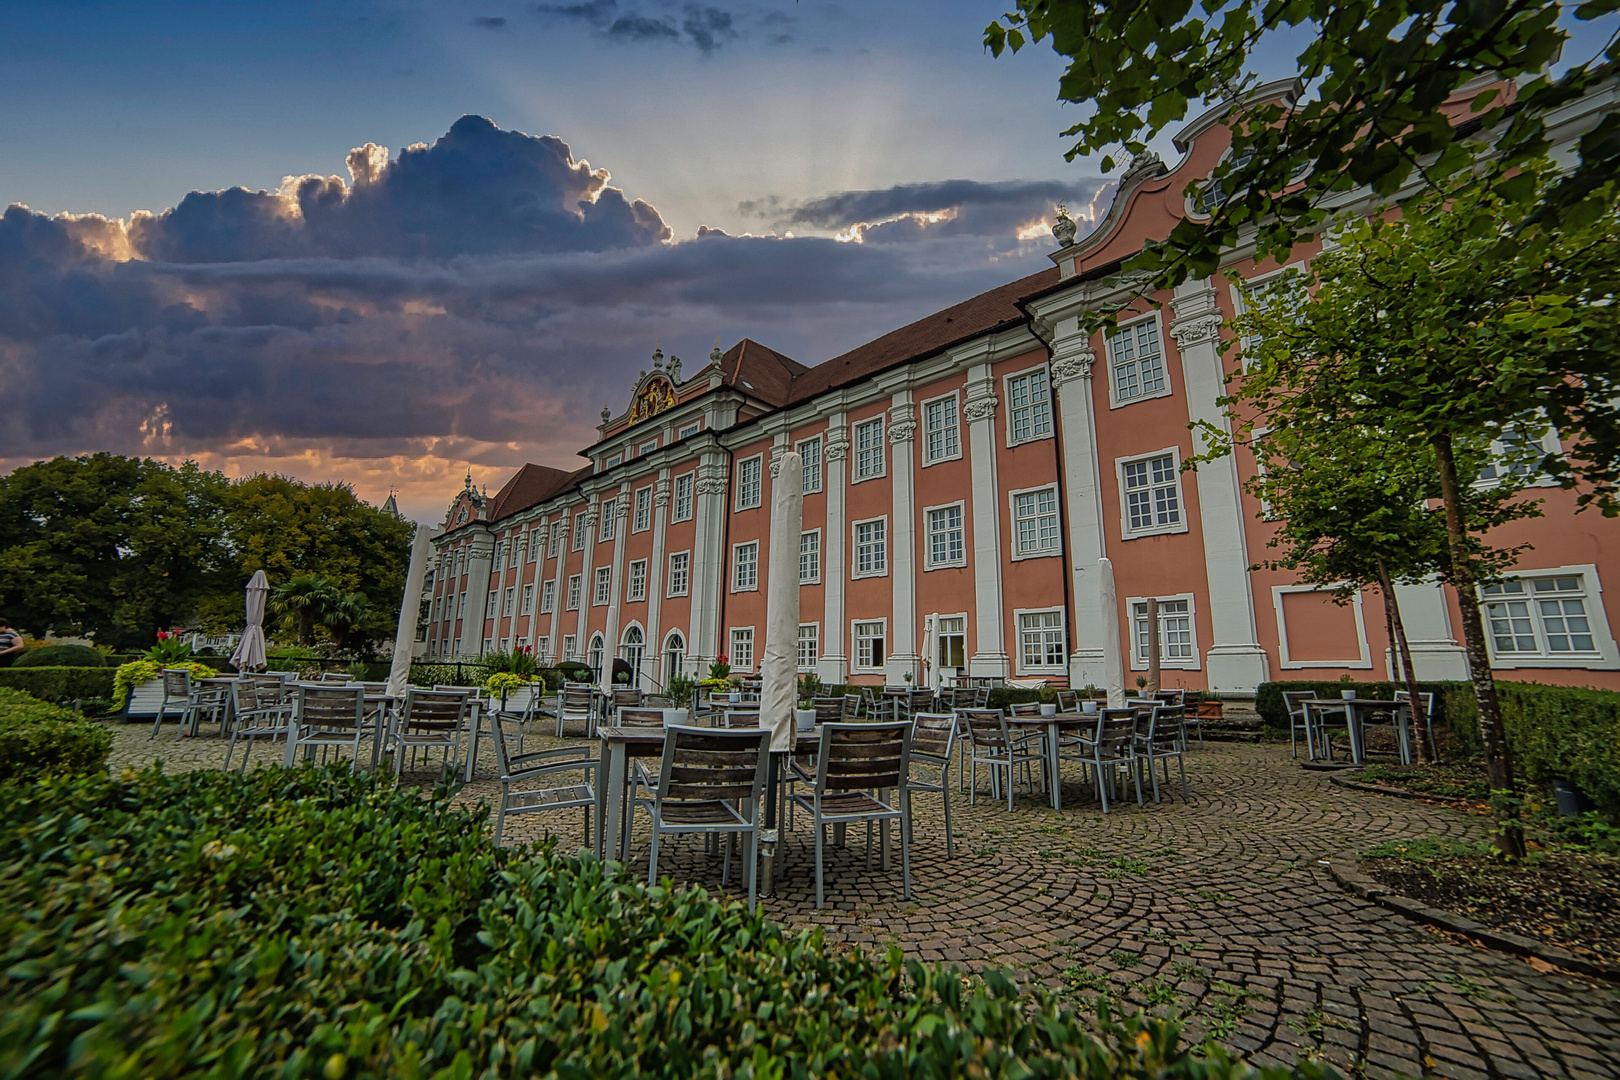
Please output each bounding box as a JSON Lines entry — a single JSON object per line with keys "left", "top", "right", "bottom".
{"left": 0, "top": 667, "right": 116, "bottom": 704}
{"left": 0, "top": 687, "right": 112, "bottom": 783}
{"left": 12, "top": 644, "right": 104, "bottom": 668}
{"left": 0, "top": 766, "right": 1326, "bottom": 1079}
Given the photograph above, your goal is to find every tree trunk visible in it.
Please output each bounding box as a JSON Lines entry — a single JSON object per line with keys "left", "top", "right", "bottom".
{"left": 299, "top": 612, "right": 315, "bottom": 647}
{"left": 1432, "top": 434, "right": 1521, "bottom": 858}
{"left": 1376, "top": 557, "right": 1430, "bottom": 766}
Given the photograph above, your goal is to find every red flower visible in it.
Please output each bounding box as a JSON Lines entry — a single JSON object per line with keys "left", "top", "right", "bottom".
{"left": 157, "top": 631, "right": 169, "bottom": 640}
{"left": 716, "top": 654, "right": 728, "bottom": 664}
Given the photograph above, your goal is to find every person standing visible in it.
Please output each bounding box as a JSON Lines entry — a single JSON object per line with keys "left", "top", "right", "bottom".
{"left": 0, "top": 618, "right": 23, "bottom": 668}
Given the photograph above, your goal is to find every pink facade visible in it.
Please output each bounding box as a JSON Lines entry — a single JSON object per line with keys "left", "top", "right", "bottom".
{"left": 425, "top": 85, "right": 1620, "bottom": 694}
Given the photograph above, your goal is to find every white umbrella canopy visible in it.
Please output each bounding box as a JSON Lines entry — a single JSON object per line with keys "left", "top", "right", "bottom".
{"left": 1098, "top": 557, "right": 1127, "bottom": 708}
{"left": 920, "top": 614, "right": 938, "bottom": 691}
{"left": 760, "top": 451, "right": 804, "bottom": 753}
{"left": 230, "top": 570, "right": 269, "bottom": 672}
{"left": 387, "top": 524, "right": 433, "bottom": 700}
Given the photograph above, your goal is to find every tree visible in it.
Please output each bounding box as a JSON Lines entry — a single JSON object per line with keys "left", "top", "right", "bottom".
{"left": 985, "top": 0, "right": 1618, "bottom": 284}
{"left": 272, "top": 576, "right": 341, "bottom": 646}
{"left": 322, "top": 592, "right": 375, "bottom": 653}
{"left": 1215, "top": 166, "right": 1620, "bottom": 856}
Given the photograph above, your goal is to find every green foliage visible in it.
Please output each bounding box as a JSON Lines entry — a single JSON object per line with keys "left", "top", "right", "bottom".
{"left": 0, "top": 667, "right": 116, "bottom": 704}
{"left": 984, "top": 0, "right": 1617, "bottom": 286}
{"left": 485, "top": 671, "right": 545, "bottom": 699}
{"left": 112, "top": 660, "right": 217, "bottom": 706}
{"left": 272, "top": 574, "right": 343, "bottom": 646}
{"left": 482, "top": 646, "right": 541, "bottom": 679}
{"left": 666, "top": 672, "right": 695, "bottom": 707}
{"left": 143, "top": 635, "right": 195, "bottom": 664}
{"left": 0, "top": 687, "right": 112, "bottom": 782}
{"left": 0, "top": 766, "right": 1334, "bottom": 1080}
{"left": 11, "top": 644, "right": 104, "bottom": 668}
{"left": 1444, "top": 683, "right": 1620, "bottom": 817}
{"left": 1255, "top": 680, "right": 1476, "bottom": 750}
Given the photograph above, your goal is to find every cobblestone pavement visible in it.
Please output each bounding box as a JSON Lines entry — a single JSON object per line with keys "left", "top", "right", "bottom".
{"left": 109, "top": 720, "right": 1620, "bottom": 1079}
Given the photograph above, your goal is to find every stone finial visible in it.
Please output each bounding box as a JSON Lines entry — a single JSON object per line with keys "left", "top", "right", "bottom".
{"left": 669, "top": 355, "right": 682, "bottom": 380}
{"left": 710, "top": 340, "right": 722, "bottom": 363}
{"left": 651, "top": 346, "right": 664, "bottom": 369}
{"left": 1052, "top": 202, "right": 1078, "bottom": 247}
{"left": 463, "top": 468, "right": 473, "bottom": 490}
{"left": 601, "top": 404, "right": 611, "bottom": 424}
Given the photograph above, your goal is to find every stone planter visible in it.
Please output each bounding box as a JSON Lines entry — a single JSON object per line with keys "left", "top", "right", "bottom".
{"left": 1196, "top": 700, "right": 1224, "bottom": 721}
{"left": 120, "top": 678, "right": 166, "bottom": 720}
{"left": 796, "top": 708, "right": 817, "bottom": 732}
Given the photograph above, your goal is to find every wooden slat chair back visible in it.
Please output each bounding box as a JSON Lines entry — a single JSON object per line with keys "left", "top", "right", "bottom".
{"left": 907, "top": 712, "right": 958, "bottom": 857}
{"left": 288, "top": 685, "right": 369, "bottom": 769}
{"left": 904, "top": 688, "right": 935, "bottom": 718}
{"left": 319, "top": 672, "right": 351, "bottom": 683}
{"left": 611, "top": 688, "right": 645, "bottom": 708}
{"left": 1056, "top": 690, "right": 1079, "bottom": 712}
{"left": 392, "top": 688, "right": 468, "bottom": 779}
{"left": 1008, "top": 701, "right": 1042, "bottom": 717}
{"left": 842, "top": 693, "right": 861, "bottom": 719}
{"left": 617, "top": 707, "right": 665, "bottom": 728}
{"left": 644, "top": 726, "right": 771, "bottom": 910}
{"left": 224, "top": 678, "right": 292, "bottom": 771}
{"left": 1087, "top": 709, "right": 1143, "bottom": 813}
{"left": 1135, "top": 704, "right": 1190, "bottom": 803}
{"left": 721, "top": 710, "right": 760, "bottom": 729}
{"left": 793, "top": 721, "right": 914, "bottom": 908}
{"left": 820, "top": 723, "right": 908, "bottom": 792}
{"left": 959, "top": 708, "right": 1010, "bottom": 751}
{"left": 812, "top": 696, "right": 846, "bottom": 725}
{"left": 247, "top": 674, "right": 290, "bottom": 705}
{"left": 488, "top": 706, "right": 597, "bottom": 847}
{"left": 557, "top": 684, "right": 596, "bottom": 737}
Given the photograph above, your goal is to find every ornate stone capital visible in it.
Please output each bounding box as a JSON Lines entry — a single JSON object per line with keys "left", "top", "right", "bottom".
{"left": 1169, "top": 314, "right": 1223, "bottom": 349}
{"left": 614, "top": 499, "right": 631, "bottom": 521}
{"left": 823, "top": 429, "right": 850, "bottom": 461}
{"left": 963, "top": 392, "right": 998, "bottom": 423}
{"left": 1050, "top": 346, "right": 1096, "bottom": 384}
{"left": 579, "top": 511, "right": 598, "bottom": 530}
{"left": 695, "top": 477, "right": 729, "bottom": 496}
{"left": 887, "top": 403, "right": 916, "bottom": 444}
{"left": 653, "top": 479, "right": 671, "bottom": 508}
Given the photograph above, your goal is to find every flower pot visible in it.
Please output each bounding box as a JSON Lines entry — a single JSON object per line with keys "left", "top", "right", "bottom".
{"left": 1196, "top": 701, "right": 1223, "bottom": 720}
{"left": 1039, "top": 704, "right": 1057, "bottom": 718}
{"left": 661, "top": 708, "right": 690, "bottom": 728}
{"left": 1340, "top": 690, "right": 1357, "bottom": 701}
{"left": 1553, "top": 779, "right": 1590, "bottom": 818}
{"left": 796, "top": 708, "right": 817, "bottom": 732}
{"left": 1081, "top": 701, "right": 1099, "bottom": 715}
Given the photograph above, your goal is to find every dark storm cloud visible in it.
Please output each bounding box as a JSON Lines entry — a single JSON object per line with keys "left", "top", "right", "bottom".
{"left": 534, "top": 0, "right": 738, "bottom": 52}
{"left": 472, "top": 15, "right": 508, "bottom": 28}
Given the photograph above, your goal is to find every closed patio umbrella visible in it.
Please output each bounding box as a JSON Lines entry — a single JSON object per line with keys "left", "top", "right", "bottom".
{"left": 230, "top": 571, "right": 269, "bottom": 672}
{"left": 1098, "top": 557, "right": 1126, "bottom": 708}
{"left": 920, "top": 613, "right": 938, "bottom": 692}
{"left": 760, "top": 451, "right": 804, "bottom": 754}
{"left": 387, "top": 523, "right": 432, "bottom": 700}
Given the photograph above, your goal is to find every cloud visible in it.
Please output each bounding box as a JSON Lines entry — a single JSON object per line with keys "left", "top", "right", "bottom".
{"left": 2, "top": 118, "right": 1096, "bottom": 521}
{"left": 472, "top": 15, "right": 508, "bottom": 29}
{"left": 534, "top": 0, "right": 738, "bottom": 53}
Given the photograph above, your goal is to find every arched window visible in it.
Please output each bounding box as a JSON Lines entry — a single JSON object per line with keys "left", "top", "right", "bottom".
{"left": 588, "top": 633, "right": 605, "bottom": 680}
{"left": 663, "top": 630, "right": 685, "bottom": 682}
{"left": 619, "top": 625, "right": 645, "bottom": 683}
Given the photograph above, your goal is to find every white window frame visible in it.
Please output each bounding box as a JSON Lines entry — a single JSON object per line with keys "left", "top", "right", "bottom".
{"left": 1007, "top": 484, "right": 1062, "bottom": 560}
{"left": 633, "top": 486, "right": 653, "bottom": 532}
{"left": 797, "top": 623, "right": 820, "bottom": 671}
{"left": 735, "top": 454, "right": 764, "bottom": 511}
{"left": 852, "top": 416, "right": 886, "bottom": 482}
{"left": 1003, "top": 363, "right": 1054, "bottom": 447}
{"left": 598, "top": 499, "right": 616, "bottom": 542}
{"left": 572, "top": 511, "right": 587, "bottom": 551}
{"left": 662, "top": 630, "right": 686, "bottom": 678}
{"left": 483, "top": 637, "right": 494, "bottom": 655}
{"left": 934, "top": 612, "right": 969, "bottom": 672}
{"left": 1014, "top": 607, "right": 1069, "bottom": 675}
{"left": 1479, "top": 564, "right": 1620, "bottom": 670}
{"left": 729, "top": 626, "right": 756, "bottom": 672}
{"left": 667, "top": 550, "right": 690, "bottom": 597}
{"left": 678, "top": 420, "right": 702, "bottom": 439}
{"left": 672, "top": 472, "right": 695, "bottom": 523}
{"left": 797, "top": 436, "right": 823, "bottom": 494}
{"left": 563, "top": 634, "right": 577, "bottom": 660}
{"left": 550, "top": 521, "right": 564, "bottom": 558}
{"left": 852, "top": 618, "right": 888, "bottom": 673}
{"left": 502, "top": 587, "right": 516, "bottom": 618}
{"left": 852, "top": 515, "right": 888, "bottom": 579}
{"left": 1269, "top": 585, "right": 1370, "bottom": 670}
{"left": 1229, "top": 261, "right": 1305, "bottom": 369}
{"left": 1117, "top": 447, "right": 1190, "bottom": 539}
{"left": 593, "top": 566, "right": 612, "bottom": 606}
{"left": 520, "top": 584, "right": 534, "bottom": 616}
{"left": 639, "top": 439, "right": 658, "bottom": 456}
{"left": 1474, "top": 422, "right": 1562, "bottom": 490}
{"left": 540, "top": 579, "right": 556, "bottom": 613}
{"left": 1106, "top": 312, "right": 1172, "bottom": 408}
{"left": 732, "top": 540, "right": 759, "bottom": 592}
{"left": 535, "top": 636, "right": 550, "bottom": 662}
{"left": 923, "top": 501, "right": 967, "bottom": 570}
{"left": 626, "top": 558, "right": 648, "bottom": 602}
{"left": 487, "top": 590, "right": 499, "bottom": 619}
{"left": 920, "top": 390, "right": 963, "bottom": 466}
{"left": 799, "top": 528, "right": 821, "bottom": 584}
{"left": 566, "top": 574, "right": 581, "bottom": 611}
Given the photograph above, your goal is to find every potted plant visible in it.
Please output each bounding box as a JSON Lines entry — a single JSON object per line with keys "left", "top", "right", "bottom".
{"left": 114, "top": 634, "right": 216, "bottom": 720}
{"left": 1196, "top": 692, "right": 1224, "bottom": 721}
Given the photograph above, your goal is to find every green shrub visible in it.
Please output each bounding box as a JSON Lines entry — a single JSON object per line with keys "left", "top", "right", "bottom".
{"left": 1440, "top": 683, "right": 1620, "bottom": 816}
{"left": 0, "top": 767, "right": 1326, "bottom": 1079}
{"left": 11, "top": 644, "right": 105, "bottom": 668}
{"left": 0, "top": 667, "right": 116, "bottom": 703}
{"left": 0, "top": 687, "right": 112, "bottom": 782}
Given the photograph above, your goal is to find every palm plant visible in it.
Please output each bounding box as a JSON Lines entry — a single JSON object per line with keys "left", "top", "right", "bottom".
{"left": 271, "top": 575, "right": 340, "bottom": 646}
{"left": 322, "top": 592, "right": 372, "bottom": 651}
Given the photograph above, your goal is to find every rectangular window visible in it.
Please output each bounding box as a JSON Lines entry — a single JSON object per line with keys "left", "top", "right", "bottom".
{"left": 599, "top": 500, "right": 616, "bottom": 542}
{"left": 733, "top": 541, "right": 759, "bottom": 591}
{"left": 494, "top": 542, "right": 506, "bottom": 574}
{"left": 566, "top": 574, "right": 581, "bottom": 611}
{"left": 798, "top": 436, "right": 822, "bottom": 493}
{"left": 854, "top": 518, "right": 887, "bottom": 578}
{"left": 730, "top": 627, "right": 755, "bottom": 672}
{"left": 540, "top": 580, "right": 556, "bottom": 613}
{"left": 593, "top": 566, "right": 612, "bottom": 606}
{"left": 1109, "top": 318, "right": 1168, "bottom": 404}
{"left": 627, "top": 559, "right": 647, "bottom": 602}
{"left": 736, "top": 455, "right": 763, "bottom": 510}
{"left": 678, "top": 420, "right": 701, "bottom": 438}
{"left": 1012, "top": 487, "right": 1061, "bottom": 557}
{"left": 456, "top": 592, "right": 466, "bottom": 618}
{"left": 797, "top": 624, "right": 819, "bottom": 670}
{"left": 1483, "top": 575, "right": 1598, "bottom": 657}
{"left": 487, "top": 590, "right": 499, "bottom": 618}
{"left": 633, "top": 486, "right": 652, "bottom": 532}
{"left": 1121, "top": 451, "right": 1184, "bottom": 535}
{"left": 573, "top": 512, "right": 586, "bottom": 550}
{"left": 1018, "top": 610, "right": 1067, "bottom": 671}
{"left": 1478, "top": 424, "right": 1554, "bottom": 484}
{"left": 563, "top": 634, "right": 576, "bottom": 660}
{"left": 502, "top": 587, "right": 516, "bottom": 617}
{"left": 854, "top": 417, "right": 885, "bottom": 480}
{"left": 936, "top": 615, "right": 966, "bottom": 670}
{"left": 551, "top": 522, "right": 564, "bottom": 558}
{"left": 925, "top": 504, "right": 966, "bottom": 568}
{"left": 483, "top": 638, "right": 494, "bottom": 655}
{"left": 672, "top": 473, "right": 694, "bottom": 522}
{"left": 1132, "top": 599, "right": 1195, "bottom": 666}
{"left": 799, "top": 529, "right": 821, "bottom": 583}
{"left": 1006, "top": 369, "right": 1053, "bottom": 443}
{"left": 854, "top": 621, "right": 886, "bottom": 671}
{"left": 535, "top": 636, "right": 550, "bottom": 662}
{"left": 520, "top": 584, "right": 533, "bottom": 615}
{"left": 530, "top": 528, "right": 542, "bottom": 561}
{"left": 667, "top": 551, "right": 689, "bottom": 597}
{"left": 922, "top": 395, "right": 961, "bottom": 463}
{"left": 639, "top": 439, "right": 658, "bottom": 456}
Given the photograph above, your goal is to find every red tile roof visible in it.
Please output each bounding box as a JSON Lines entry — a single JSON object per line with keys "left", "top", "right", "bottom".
{"left": 487, "top": 463, "right": 589, "bottom": 524}
{"left": 716, "top": 338, "right": 807, "bottom": 407}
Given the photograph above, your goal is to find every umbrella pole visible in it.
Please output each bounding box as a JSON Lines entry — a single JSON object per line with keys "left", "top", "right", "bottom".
{"left": 761, "top": 753, "right": 781, "bottom": 896}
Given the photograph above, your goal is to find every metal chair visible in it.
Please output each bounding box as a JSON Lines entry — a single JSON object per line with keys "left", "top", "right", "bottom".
{"left": 151, "top": 668, "right": 227, "bottom": 740}
{"left": 1394, "top": 690, "right": 1436, "bottom": 761}
{"left": 288, "top": 684, "right": 370, "bottom": 769}
{"left": 1135, "top": 704, "right": 1189, "bottom": 803}
{"left": 720, "top": 710, "right": 761, "bottom": 729}
{"left": 907, "top": 713, "right": 958, "bottom": 858}
{"left": 642, "top": 726, "right": 771, "bottom": 911}
{"left": 223, "top": 679, "right": 293, "bottom": 771}
{"left": 319, "top": 672, "right": 351, "bottom": 683}
{"left": 488, "top": 704, "right": 597, "bottom": 846}
{"left": 611, "top": 688, "right": 645, "bottom": 710}
{"left": 1076, "top": 708, "right": 1143, "bottom": 814}
{"left": 492, "top": 682, "right": 549, "bottom": 755}
{"left": 557, "top": 684, "right": 596, "bottom": 737}
{"left": 1008, "top": 701, "right": 1042, "bottom": 717}
{"left": 1282, "top": 690, "right": 1319, "bottom": 758}
{"left": 1055, "top": 690, "right": 1080, "bottom": 712}
{"left": 791, "top": 721, "right": 913, "bottom": 909}
{"left": 960, "top": 709, "right": 1046, "bottom": 811}
{"left": 391, "top": 688, "right": 469, "bottom": 778}
{"left": 811, "top": 696, "right": 847, "bottom": 725}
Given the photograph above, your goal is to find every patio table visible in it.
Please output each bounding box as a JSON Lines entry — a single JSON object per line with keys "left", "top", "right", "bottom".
{"left": 1005, "top": 712, "right": 1103, "bottom": 811}
{"left": 1303, "top": 698, "right": 1411, "bottom": 765}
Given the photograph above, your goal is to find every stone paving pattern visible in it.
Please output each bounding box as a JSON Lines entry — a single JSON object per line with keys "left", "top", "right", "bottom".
{"left": 110, "top": 719, "right": 1620, "bottom": 1079}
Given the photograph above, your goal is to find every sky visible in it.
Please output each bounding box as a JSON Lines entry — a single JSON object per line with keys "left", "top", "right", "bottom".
{"left": 2, "top": 1, "right": 1612, "bottom": 522}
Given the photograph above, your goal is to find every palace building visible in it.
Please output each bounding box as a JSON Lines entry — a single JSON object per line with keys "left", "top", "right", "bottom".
{"left": 425, "top": 78, "right": 1620, "bottom": 694}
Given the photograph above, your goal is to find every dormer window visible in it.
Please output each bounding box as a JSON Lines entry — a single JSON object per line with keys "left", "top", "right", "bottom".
{"left": 605, "top": 453, "right": 621, "bottom": 468}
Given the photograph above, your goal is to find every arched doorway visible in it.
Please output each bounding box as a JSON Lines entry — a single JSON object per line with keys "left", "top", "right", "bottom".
{"left": 619, "top": 625, "right": 645, "bottom": 688}
{"left": 663, "top": 630, "right": 686, "bottom": 683}
{"left": 588, "top": 633, "right": 605, "bottom": 681}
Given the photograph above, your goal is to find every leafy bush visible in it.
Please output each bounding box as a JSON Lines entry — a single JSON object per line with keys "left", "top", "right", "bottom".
{"left": 112, "top": 660, "right": 217, "bottom": 706}
{"left": 1440, "top": 683, "right": 1620, "bottom": 817}
{"left": 0, "top": 667, "right": 116, "bottom": 703}
{"left": 11, "top": 644, "right": 104, "bottom": 668}
{"left": 0, "top": 767, "right": 1326, "bottom": 1079}
{"left": 0, "top": 687, "right": 112, "bottom": 782}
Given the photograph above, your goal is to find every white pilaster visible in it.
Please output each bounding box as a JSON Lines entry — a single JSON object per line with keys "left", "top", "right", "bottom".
{"left": 886, "top": 394, "right": 918, "bottom": 684}
{"left": 645, "top": 473, "right": 670, "bottom": 686}
{"left": 819, "top": 418, "right": 850, "bottom": 683}
{"left": 547, "top": 515, "right": 570, "bottom": 662}
{"left": 575, "top": 506, "right": 598, "bottom": 659}
{"left": 1050, "top": 323, "right": 1110, "bottom": 687}
{"left": 600, "top": 487, "right": 630, "bottom": 691}
{"left": 1171, "top": 276, "right": 1270, "bottom": 692}
{"left": 690, "top": 455, "right": 729, "bottom": 662}
{"left": 964, "top": 366, "right": 1010, "bottom": 677}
